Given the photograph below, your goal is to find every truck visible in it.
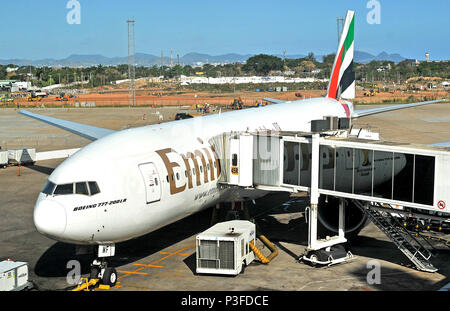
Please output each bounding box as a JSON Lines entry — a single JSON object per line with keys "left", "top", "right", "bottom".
{"left": 56, "top": 93, "right": 70, "bottom": 101}
{"left": 0, "top": 94, "right": 14, "bottom": 103}
{"left": 230, "top": 98, "right": 243, "bottom": 110}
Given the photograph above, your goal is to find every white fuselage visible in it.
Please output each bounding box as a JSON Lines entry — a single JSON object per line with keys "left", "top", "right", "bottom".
{"left": 33, "top": 97, "right": 397, "bottom": 245}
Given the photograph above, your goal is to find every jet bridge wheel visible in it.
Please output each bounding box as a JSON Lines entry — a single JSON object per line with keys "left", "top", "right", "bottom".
{"left": 308, "top": 253, "right": 319, "bottom": 266}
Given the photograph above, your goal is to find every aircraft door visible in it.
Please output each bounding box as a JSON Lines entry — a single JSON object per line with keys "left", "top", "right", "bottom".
{"left": 138, "top": 162, "right": 161, "bottom": 204}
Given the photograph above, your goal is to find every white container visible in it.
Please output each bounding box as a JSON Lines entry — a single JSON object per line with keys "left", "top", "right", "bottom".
{"left": 0, "top": 261, "right": 29, "bottom": 291}
{"left": 7, "top": 148, "right": 36, "bottom": 164}
{"left": 0, "top": 151, "right": 7, "bottom": 167}
{"left": 196, "top": 220, "right": 256, "bottom": 276}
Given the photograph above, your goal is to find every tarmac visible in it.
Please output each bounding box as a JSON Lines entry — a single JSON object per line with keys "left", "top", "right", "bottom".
{"left": 0, "top": 103, "right": 449, "bottom": 291}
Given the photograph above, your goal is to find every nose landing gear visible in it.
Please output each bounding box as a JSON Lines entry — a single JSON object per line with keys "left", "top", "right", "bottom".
{"left": 73, "top": 244, "right": 118, "bottom": 291}
{"left": 90, "top": 258, "right": 118, "bottom": 287}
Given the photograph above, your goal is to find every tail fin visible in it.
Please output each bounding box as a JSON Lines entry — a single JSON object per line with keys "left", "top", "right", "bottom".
{"left": 327, "top": 10, "right": 355, "bottom": 100}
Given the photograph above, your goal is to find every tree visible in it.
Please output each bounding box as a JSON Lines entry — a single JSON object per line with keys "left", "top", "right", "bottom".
{"left": 242, "top": 54, "right": 283, "bottom": 75}
{"left": 0, "top": 66, "right": 6, "bottom": 80}
{"left": 322, "top": 53, "right": 336, "bottom": 65}
{"left": 306, "top": 52, "right": 316, "bottom": 62}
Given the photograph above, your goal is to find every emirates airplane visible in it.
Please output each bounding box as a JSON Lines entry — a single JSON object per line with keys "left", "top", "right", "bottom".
{"left": 20, "top": 10, "right": 445, "bottom": 285}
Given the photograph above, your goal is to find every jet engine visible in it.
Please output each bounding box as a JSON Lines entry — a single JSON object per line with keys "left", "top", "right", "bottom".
{"left": 317, "top": 196, "right": 369, "bottom": 239}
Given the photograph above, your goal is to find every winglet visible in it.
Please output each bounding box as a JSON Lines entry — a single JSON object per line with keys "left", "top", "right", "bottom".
{"left": 327, "top": 10, "right": 355, "bottom": 100}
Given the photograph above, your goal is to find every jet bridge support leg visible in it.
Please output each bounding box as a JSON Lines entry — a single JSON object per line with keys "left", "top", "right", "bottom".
{"left": 301, "top": 134, "right": 353, "bottom": 266}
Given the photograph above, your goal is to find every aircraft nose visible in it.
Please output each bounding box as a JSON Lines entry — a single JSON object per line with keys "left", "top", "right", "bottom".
{"left": 33, "top": 199, "right": 67, "bottom": 238}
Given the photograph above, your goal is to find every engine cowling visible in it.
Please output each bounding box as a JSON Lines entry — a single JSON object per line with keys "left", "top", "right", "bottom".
{"left": 317, "top": 196, "right": 369, "bottom": 239}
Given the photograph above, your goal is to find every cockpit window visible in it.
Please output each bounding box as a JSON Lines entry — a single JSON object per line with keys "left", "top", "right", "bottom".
{"left": 42, "top": 181, "right": 56, "bottom": 195}
{"left": 54, "top": 183, "right": 74, "bottom": 195}
{"left": 88, "top": 181, "right": 100, "bottom": 195}
{"left": 76, "top": 182, "right": 89, "bottom": 195}
{"left": 46, "top": 181, "right": 100, "bottom": 196}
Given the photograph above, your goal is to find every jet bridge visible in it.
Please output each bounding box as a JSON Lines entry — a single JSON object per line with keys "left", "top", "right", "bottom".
{"left": 211, "top": 130, "right": 450, "bottom": 271}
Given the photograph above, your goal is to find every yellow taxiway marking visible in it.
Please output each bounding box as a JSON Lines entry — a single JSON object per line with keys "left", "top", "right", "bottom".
{"left": 117, "top": 270, "right": 149, "bottom": 275}
{"left": 132, "top": 263, "right": 164, "bottom": 268}
{"left": 117, "top": 243, "right": 195, "bottom": 281}
{"left": 159, "top": 251, "right": 190, "bottom": 256}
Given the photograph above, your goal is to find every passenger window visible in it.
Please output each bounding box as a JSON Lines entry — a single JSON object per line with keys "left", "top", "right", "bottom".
{"left": 88, "top": 182, "right": 100, "bottom": 195}
{"left": 176, "top": 172, "right": 180, "bottom": 180}
{"left": 155, "top": 178, "right": 158, "bottom": 186}
{"left": 200, "top": 166, "right": 203, "bottom": 173}
{"left": 232, "top": 154, "right": 238, "bottom": 166}
{"left": 76, "top": 182, "right": 89, "bottom": 195}
{"left": 54, "top": 183, "right": 74, "bottom": 195}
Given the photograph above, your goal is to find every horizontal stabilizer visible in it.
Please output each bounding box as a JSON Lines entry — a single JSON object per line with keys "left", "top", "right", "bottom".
{"left": 263, "top": 98, "right": 286, "bottom": 105}
{"left": 353, "top": 99, "right": 447, "bottom": 118}
{"left": 19, "top": 110, "right": 115, "bottom": 141}
{"left": 431, "top": 142, "right": 450, "bottom": 148}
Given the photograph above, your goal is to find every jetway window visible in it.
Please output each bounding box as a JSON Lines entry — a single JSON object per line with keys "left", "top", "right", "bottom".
{"left": 88, "top": 182, "right": 100, "bottom": 195}
{"left": 372, "top": 151, "right": 394, "bottom": 199}
{"left": 413, "top": 155, "right": 435, "bottom": 205}
{"left": 54, "top": 183, "right": 74, "bottom": 195}
{"left": 393, "top": 153, "right": 414, "bottom": 202}
{"left": 319, "top": 145, "right": 335, "bottom": 191}
{"left": 232, "top": 154, "right": 238, "bottom": 166}
{"left": 335, "top": 147, "right": 353, "bottom": 193}
{"left": 75, "top": 182, "right": 89, "bottom": 195}
{"left": 299, "top": 143, "right": 311, "bottom": 187}
{"left": 283, "top": 142, "right": 300, "bottom": 185}
{"left": 354, "top": 149, "right": 373, "bottom": 196}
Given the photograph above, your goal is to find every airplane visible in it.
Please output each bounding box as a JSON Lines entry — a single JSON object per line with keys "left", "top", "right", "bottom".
{"left": 19, "top": 10, "right": 447, "bottom": 286}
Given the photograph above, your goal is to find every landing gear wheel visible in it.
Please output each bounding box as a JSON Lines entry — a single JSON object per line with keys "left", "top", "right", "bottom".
{"left": 102, "top": 267, "right": 117, "bottom": 286}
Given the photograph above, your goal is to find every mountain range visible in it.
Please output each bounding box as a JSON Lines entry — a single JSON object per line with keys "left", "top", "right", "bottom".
{"left": 0, "top": 51, "right": 407, "bottom": 67}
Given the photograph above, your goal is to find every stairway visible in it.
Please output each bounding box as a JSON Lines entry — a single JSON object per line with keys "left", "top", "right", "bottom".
{"left": 354, "top": 200, "right": 437, "bottom": 273}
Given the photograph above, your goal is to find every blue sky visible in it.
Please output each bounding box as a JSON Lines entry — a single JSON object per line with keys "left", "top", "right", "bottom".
{"left": 0, "top": 0, "right": 448, "bottom": 60}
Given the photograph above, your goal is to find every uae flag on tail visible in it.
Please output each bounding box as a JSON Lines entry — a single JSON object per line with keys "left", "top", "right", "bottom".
{"left": 327, "top": 10, "right": 355, "bottom": 100}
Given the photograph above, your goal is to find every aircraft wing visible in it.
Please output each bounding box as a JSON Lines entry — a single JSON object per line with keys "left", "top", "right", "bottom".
{"left": 352, "top": 99, "right": 446, "bottom": 118}
{"left": 431, "top": 142, "right": 450, "bottom": 148}
{"left": 19, "top": 109, "right": 115, "bottom": 141}
{"left": 263, "top": 98, "right": 286, "bottom": 105}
